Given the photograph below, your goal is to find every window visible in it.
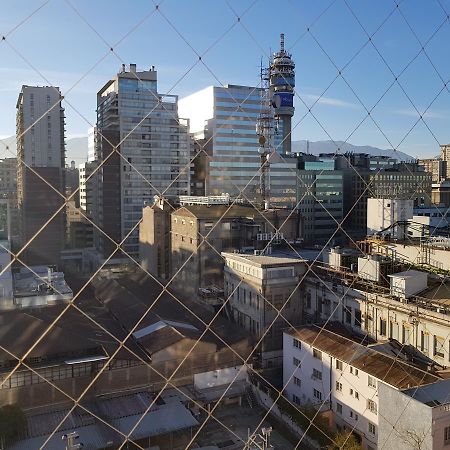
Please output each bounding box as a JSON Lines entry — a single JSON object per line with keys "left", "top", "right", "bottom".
{"left": 434, "top": 335, "right": 445, "bottom": 358}
{"left": 335, "top": 381, "right": 342, "bottom": 392}
{"left": 421, "top": 331, "right": 429, "bottom": 354}
{"left": 294, "top": 376, "right": 301, "bottom": 387}
{"left": 379, "top": 318, "right": 387, "bottom": 336}
{"left": 368, "top": 422, "right": 376, "bottom": 435}
{"left": 313, "top": 349, "right": 322, "bottom": 360}
{"left": 350, "top": 388, "right": 353, "bottom": 396}
{"left": 293, "top": 338, "right": 301, "bottom": 349}
{"left": 355, "top": 391, "right": 359, "bottom": 400}
{"left": 354, "top": 310, "right": 362, "bottom": 327}
{"left": 336, "top": 360, "right": 343, "bottom": 371}
{"left": 368, "top": 375, "right": 377, "bottom": 388}
{"left": 313, "top": 389, "right": 322, "bottom": 401}
{"left": 312, "top": 368, "right": 322, "bottom": 380}
{"left": 354, "top": 368, "right": 359, "bottom": 376}
{"left": 293, "top": 357, "right": 301, "bottom": 368}
{"left": 293, "top": 394, "right": 301, "bottom": 405}
{"left": 402, "top": 325, "right": 411, "bottom": 344}
{"left": 345, "top": 307, "right": 352, "bottom": 324}
{"left": 336, "top": 403, "right": 342, "bottom": 414}
{"left": 367, "top": 399, "right": 377, "bottom": 415}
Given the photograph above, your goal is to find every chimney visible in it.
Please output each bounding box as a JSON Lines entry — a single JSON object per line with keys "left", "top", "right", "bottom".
{"left": 130, "top": 63, "right": 136, "bottom": 73}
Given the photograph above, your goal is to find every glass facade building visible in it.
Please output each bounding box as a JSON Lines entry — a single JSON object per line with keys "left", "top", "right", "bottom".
{"left": 179, "top": 85, "right": 297, "bottom": 208}
{"left": 297, "top": 159, "right": 345, "bottom": 244}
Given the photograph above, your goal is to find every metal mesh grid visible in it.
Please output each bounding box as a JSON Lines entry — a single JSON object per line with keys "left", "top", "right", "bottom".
{"left": 0, "top": 1, "right": 449, "bottom": 449}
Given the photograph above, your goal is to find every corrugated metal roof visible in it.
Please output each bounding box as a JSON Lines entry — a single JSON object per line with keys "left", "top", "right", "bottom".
{"left": 287, "top": 325, "right": 440, "bottom": 389}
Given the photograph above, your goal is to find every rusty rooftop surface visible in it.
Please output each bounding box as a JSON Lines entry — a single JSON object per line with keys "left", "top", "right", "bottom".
{"left": 286, "top": 325, "right": 441, "bottom": 389}
{"left": 222, "top": 252, "right": 305, "bottom": 267}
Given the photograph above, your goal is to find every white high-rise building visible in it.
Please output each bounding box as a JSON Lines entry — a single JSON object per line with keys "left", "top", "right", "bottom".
{"left": 95, "top": 64, "right": 191, "bottom": 258}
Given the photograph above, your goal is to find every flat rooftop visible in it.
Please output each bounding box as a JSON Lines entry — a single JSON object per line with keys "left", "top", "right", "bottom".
{"left": 388, "top": 269, "right": 428, "bottom": 279}
{"left": 403, "top": 378, "right": 450, "bottom": 407}
{"left": 222, "top": 252, "right": 305, "bottom": 267}
{"left": 286, "top": 325, "right": 440, "bottom": 389}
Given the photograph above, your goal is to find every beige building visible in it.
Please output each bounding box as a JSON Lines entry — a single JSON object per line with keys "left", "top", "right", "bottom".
{"left": 139, "top": 198, "right": 172, "bottom": 279}
{"left": 169, "top": 204, "right": 302, "bottom": 299}
{"left": 432, "top": 180, "right": 450, "bottom": 206}
{"left": 222, "top": 252, "right": 306, "bottom": 368}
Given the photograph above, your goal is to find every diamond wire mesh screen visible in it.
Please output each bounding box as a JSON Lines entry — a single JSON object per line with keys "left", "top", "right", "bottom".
{"left": 0, "top": 1, "right": 450, "bottom": 449}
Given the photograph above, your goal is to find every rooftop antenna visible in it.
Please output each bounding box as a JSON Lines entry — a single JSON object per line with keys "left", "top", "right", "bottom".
{"left": 280, "top": 32, "right": 285, "bottom": 52}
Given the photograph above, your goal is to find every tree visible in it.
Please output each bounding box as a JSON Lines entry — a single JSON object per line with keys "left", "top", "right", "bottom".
{"left": 0, "top": 404, "right": 27, "bottom": 446}
{"left": 327, "top": 430, "right": 363, "bottom": 450}
{"left": 397, "top": 428, "right": 428, "bottom": 450}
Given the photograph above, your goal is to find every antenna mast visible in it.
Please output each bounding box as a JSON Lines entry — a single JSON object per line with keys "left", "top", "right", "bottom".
{"left": 256, "top": 58, "right": 273, "bottom": 210}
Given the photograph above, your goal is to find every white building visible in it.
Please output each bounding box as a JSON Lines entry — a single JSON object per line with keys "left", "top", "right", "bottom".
{"left": 95, "top": 64, "right": 192, "bottom": 258}
{"left": 366, "top": 198, "right": 413, "bottom": 239}
{"left": 379, "top": 378, "right": 450, "bottom": 450}
{"left": 283, "top": 325, "right": 442, "bottom": 450}
{"left": 305, "top": 248, "right": 450, "bottom": 368}
{"left": 78, "top": 160, "right": 98, "bottom": 217}
{"left": 222, "top": 252, "right": 306, "bottom": 367}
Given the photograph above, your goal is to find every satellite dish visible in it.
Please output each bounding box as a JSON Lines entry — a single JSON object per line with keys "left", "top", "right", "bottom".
{"left": 258, "top": 135, "right": 266, "bottom": 145}
{"left": 272, "top": 94, "right": 281, "bottom": 109}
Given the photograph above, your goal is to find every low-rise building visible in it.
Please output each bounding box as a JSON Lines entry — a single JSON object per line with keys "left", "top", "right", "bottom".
{"left": 283, "top": 325, "right": 441, "bottom": 450}
{"left": 222, "top": 252, "right": 306, "bottom": 367}
{"left": 304, "top": 247, "right": 450, "bottom": 368}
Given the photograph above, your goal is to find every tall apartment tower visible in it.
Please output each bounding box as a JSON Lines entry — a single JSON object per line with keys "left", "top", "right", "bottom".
{"left": 178, "top": 85, "right": 297, "bottom": 207}
{"left": 95, "top": 64, "right": 191, "bottom": 259}
{"left": 16, "top": 85, "right": 66, "bottom": 266}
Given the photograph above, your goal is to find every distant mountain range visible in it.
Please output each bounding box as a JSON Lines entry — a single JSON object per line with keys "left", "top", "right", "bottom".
{"left": 292, "top": 140, "right": 414, "bottom": 161}
{"left": 1, "top": 136, "right": 414, "bottom": 164}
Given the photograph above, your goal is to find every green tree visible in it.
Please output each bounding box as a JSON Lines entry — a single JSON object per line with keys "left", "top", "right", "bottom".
{"left": 0, "top": 404, "right": 27, "bottom": 446}
{"left": 327, "top": 430, "right": 363, "bottom": 450}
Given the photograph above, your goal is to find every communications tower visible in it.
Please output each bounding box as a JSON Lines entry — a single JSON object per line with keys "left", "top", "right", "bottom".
{"left": 256, "top": 33, "right": 296, "bottom": 208}
{"left": 270, "top": 33, "right": 295, "bottom": 155}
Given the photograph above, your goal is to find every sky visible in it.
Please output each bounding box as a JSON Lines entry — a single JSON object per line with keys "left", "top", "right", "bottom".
{"left": 1, "top": 0, "right": 450, "bottom": 160}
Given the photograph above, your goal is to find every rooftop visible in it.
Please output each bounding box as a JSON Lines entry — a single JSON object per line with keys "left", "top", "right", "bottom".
{"left": 403, "top": 378, "right": 450, "bottom": 407}
{"left": 92, "top": 268, "right": 253, "bottom": 354}
{"left": 222, "top": 252, "right": 305, "bottom": 267}
{"left": 11, "top": 391, "right": 198, "bottom": 450}
{"left": 388, "top": 269, "right": 428, "bottom": 279}
{"left": 173, "top": 204, "right": 259, "bottom": 219}
{"left": 286, "top": 325, "right": 440, "bottom": 389}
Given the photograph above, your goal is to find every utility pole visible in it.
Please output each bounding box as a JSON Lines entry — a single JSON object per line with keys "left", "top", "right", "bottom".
{"left": 244, "top": 426, "right": 274, "bottom": 449}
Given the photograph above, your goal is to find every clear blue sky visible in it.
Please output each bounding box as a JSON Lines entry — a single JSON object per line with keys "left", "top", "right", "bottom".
{"left": 1, "top": 0, "right": 450, "bottom": 158}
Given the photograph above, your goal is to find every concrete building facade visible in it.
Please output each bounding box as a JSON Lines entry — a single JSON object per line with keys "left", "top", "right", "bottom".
{"left": 283, "top": 325, "right": 442, "bottom": 450}
{"left": 95, "top": 64, "right": 191, "bottom": 259}
{"left": 222, "top": 252, "right": 306, "bottom": 367}
{"left": 169, "top": 204, "right": 302, "bottom": 299}
{"left": 16, "top": 85, "right": 66, "bottom": 266}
